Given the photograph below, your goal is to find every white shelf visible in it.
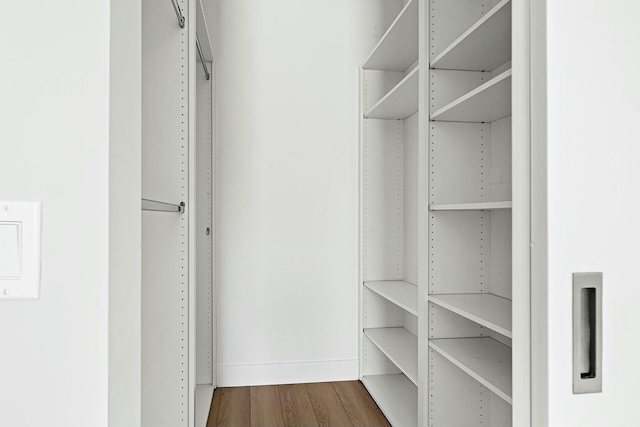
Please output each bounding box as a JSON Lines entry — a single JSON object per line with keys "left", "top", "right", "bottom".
{"left": 429, "top": 201, "right": 512, "bottom": 211}
{"left": 363, "top": 0, "right": 418, "bottom": 71}
{"left": 364, "top": 328, "right": 418, "bottom": 385}
{"left": 361, "top": 374, "right": 418, "bottom": 427}
{"left": 431, "top": 0, "right": 511, "bottom": 71}
{"left": 429, "top": 338, "right": 512, "bottom": 404}
{"left": 365, "top": 67, "right": 419, "bottom": 120}
{"left": 364, "top": 281, "right": 418, "bottom": 316}
{"left": 429, "top": 294, "right": 512, "bottom": 338}
{"left": 430, "top": 69, "right": 511, "bottom": 123}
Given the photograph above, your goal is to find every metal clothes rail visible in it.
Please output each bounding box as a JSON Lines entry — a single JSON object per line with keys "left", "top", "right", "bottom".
{"left": 142, "top": 198, "right": 185, "bottom": 213}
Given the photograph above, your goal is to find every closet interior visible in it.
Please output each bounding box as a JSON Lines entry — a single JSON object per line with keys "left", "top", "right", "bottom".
{"left": 141, "top": 1, "right": 215, "bottom": 426}
{"left": 359, "top": 0, "right": 516, "bottom": 426}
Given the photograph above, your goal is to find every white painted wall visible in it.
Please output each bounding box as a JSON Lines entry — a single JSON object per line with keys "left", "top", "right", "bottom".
{"left": 0, "top": 1, "right": 111, "bottom": 426}
{"left": 544, "top": 1, "right": 640, "bottom": 425}
{"left": 212, "top": 0, "right": 402, "bottom": 386}
{"left": 109, "top": 0, "right": 142, "bottom": 426}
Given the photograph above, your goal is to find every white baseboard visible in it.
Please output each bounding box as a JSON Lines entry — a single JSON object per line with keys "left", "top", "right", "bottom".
{"left": 217, "top": 359, "right": 358, "bottom": 387}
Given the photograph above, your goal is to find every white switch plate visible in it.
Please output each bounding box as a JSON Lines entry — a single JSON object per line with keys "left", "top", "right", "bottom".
{"left": 0, "top": 202, "right": 42, "bottom": 300}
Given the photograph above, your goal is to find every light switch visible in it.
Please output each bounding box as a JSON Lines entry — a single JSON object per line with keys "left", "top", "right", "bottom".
{"left": 0, "top": 202, "right": 41, "bottom": 300}
{"left": 0, "top": 223, "right": 21, "bottom": 278}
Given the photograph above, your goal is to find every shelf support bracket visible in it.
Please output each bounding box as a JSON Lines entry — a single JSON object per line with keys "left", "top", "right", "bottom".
{"left": 171, "top": 0, "right": 186, "bottom": 28}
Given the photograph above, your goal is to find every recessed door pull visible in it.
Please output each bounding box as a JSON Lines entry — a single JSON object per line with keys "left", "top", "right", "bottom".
{"left": 573, "top": 272, "right": 603, "bottom": 394}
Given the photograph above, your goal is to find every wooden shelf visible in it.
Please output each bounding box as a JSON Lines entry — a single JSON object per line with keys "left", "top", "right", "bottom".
{"left": 364, "top": 67, "right": 419, "bottom": 120}
{"left": 364, "top": 281, "right": 418, "bottom": 316}
{"left": 429, "top": 201, "right": 512, "bottom": 211}
{"left": 431, "top": 0, "right": 511, "bottom": 71}
{"left": 365, "top": 328, "right": 418, "bottom": 385}
{"left": 429, "top": 338, "right": 512, "bottom": 404}
{"left": 361, "top": 374, "right": 418, "bottom": 427}
{"left": 363, "top": 0, "right": 418, "bottom": 71}
{"left": 429, "top": 294, "right": 512, "bottom": 338}
{"left": 430, "top": 69, "right": 511, "bottom": 123}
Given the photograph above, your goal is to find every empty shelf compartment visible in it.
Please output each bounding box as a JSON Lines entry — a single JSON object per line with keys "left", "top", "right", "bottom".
{"left": 364, "top": 328, "right": 418, "bottom": 385}
{"left": 365, "top": 67, "right": 419, "bottom": 120}
{"left": 361, "top": 374, "right": 418, "bottom": 427}
{"left": 431, "top": 0, "right": 511, "bottom": 71}
{"left": 429, "top": 337, "right": 512, "bottom": 404}
{"left": 431, "top": 69, "right": 511, "bottom": 123}
{"left": 429, "top": 293, "right": 512, "bottom": 337}
{"left": 363, "top": 0, "right": 418, "bottom": 71}
{"left": 364, "top": 280, "right": 418, "bottom": 315}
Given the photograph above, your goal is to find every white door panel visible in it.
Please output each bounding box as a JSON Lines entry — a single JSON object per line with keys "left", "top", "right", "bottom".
{"left": 539, "top": 1, "right": 640, "bottom": 425}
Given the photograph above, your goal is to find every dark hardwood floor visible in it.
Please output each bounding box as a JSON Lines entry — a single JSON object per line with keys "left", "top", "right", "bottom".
{"left": 207, "top": 380, "right": 391, "bottom": 427}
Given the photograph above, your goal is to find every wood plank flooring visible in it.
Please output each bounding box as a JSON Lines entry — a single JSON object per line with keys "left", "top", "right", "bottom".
{"left": 207, "top": 381, "right": 390, "bottom": 427}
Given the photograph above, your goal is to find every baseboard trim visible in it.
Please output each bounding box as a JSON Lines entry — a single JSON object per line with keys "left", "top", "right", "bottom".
{"left": 217, "top": 359, "right": 359, "bottom": 387}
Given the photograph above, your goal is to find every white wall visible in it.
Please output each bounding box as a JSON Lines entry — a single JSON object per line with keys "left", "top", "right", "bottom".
{"left": 109, "top": 0, "right": 142, "bottom": 426}
{"left": 544, "top": 1, "right": 640, "bottom": 425}
{"left": 212, "top": 0, "right": 402, "bottom": 385}
{"left": 0, "top": 1, "right": 111, "bottom": 426}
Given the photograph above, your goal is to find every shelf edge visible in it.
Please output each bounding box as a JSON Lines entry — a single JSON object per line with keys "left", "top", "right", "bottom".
{"left": 429, "top": 201, "right": 513, "bottom": 211}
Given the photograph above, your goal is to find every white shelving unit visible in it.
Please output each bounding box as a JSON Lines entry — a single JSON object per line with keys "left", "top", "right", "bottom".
{"left": 361, "top": 375, "right": 418, "bottom": 427}
{"left": 427, "top": 0, "right": 516, "bottom": 425}
{"left": 362, "top": 0, "right": 418, "bottom": 71}
{"left": 361, "top": 0, "right": 525, "bottom": 425}
{"left": 360, "top": 1, "right": 421, "bottom": 424}
{"left": 429, "top": 338, "right": 512, "bottom": 404}
{"left": 429, "top": 294, "right": 512, "bottom": 337}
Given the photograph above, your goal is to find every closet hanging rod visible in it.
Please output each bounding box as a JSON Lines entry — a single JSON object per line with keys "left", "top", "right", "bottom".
{"left": 171, "top": 0, "right": 186, "bottom": 28}
{"left": 196, "top": 35, "right": 211, "bottom": 80}
{"left": 142, "top": 198, "right": 185, "bottom": 213}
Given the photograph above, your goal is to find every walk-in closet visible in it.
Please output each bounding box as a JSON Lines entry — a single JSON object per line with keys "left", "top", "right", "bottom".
{"left": 6, "top": 0, "right": 640, "bottom": 426}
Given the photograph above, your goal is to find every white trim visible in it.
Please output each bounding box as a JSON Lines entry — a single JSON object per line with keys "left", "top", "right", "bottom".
{"left": 188, "top": 1, "right": 198, "bottom": 425}
{"left": 530, "top": 0, "right": 548, "bottom": 425}
{"left": 210, "top": 60, "right": 218, "bottom": 389}
{"left": 417, "top": 1, "right": 429, "bottom": 425}
{"left": 217, "top": 359, "right": 359, "bottom": 387}
{"left": 358, "top": 66, "right": 365, "bottom": 382}
{"left": 512, "top": 0, "right": 532, "bottom": 425}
